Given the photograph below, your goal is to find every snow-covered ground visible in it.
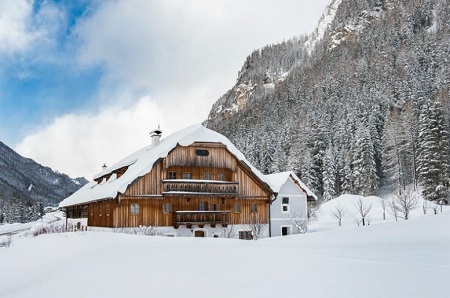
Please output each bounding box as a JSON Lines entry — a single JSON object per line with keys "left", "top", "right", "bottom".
{"left": 1, "top": 197, "right": 449, "bottom": 298}
{"left": 0, "top": 211, "right": 64, "bottom": 236}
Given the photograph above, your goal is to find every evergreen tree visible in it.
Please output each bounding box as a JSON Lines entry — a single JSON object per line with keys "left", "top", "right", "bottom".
{"left": 353, "top": 123, "right": 379, "bottom": 196}
{"left": 323, "top": 146, "right": 337, "bottom": 201}
{"left": 417, "top": 99, "right": 450, "bottom": 201}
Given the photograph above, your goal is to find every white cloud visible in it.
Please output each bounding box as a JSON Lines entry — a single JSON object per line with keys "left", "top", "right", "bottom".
{"left": 15, "top": 85, "right": 214, "bottom": 179}
{"left": 0, "top": 0, "right": 36, "bottom": 55}
{"left": 14, "top": 0, "right": 330, "bottom": 179}
{"left": 74, "top": 0, "right": 329, "bottom": 94}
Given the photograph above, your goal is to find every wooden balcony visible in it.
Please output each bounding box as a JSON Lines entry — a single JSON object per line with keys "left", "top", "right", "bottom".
{"left": 173, "top": 211, "right": 230, "bottom": 228}
{"left": 162, "top": 179, "right": 239, "bottom": 196}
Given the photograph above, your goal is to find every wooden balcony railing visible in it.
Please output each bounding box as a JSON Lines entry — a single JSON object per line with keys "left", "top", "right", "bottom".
{"left": 162, "top": 180, "right": 239, "bottom": 196}
{"left": 173, "top": 211, "right": 230, "bottom": 228}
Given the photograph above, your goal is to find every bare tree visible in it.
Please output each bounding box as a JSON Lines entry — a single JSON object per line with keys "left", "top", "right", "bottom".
{"left": 307, "top": 201, "right": 320, "bottom": 222}
{"left": 330, "top": 204, "right": 348, "bottom": 226}
{"left": 430, "top": 202, "right": 440, "bottom": 215}
{"left": 354, "top": 197, "right": 372, "bottom": 226}
{"left": 243, "top": 213, "right": 266, "bottom": 240}
{"left": 388, "top": 199, "right": 399, "bottom": 221}
{"left": 285, "top": 210, "right": 308, "bottom": 234}
{"left": 422, "top": 200, "right": 428, "bottom": 214}
{"left": 380, "top": 199, "right": 387, "bottom": 220}
{"left": 353, "top": 217, "right": 362, "bottom": 226}
{"left": 224, "top": 225, "right": 237, "bottom": 238}
{"left": 392, "top": 191, "right": 419, "bottom": 220}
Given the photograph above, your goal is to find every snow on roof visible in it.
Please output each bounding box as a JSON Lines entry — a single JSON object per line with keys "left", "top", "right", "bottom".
{"left": 265, "top": 171, "right": 317, "bottom": 200}
{"left": 59, "top": 124, "right": 271, "bottom": 208}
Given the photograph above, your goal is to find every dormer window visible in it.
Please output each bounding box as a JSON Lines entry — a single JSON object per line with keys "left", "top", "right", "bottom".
{"left": 196, "top": 149, "right": 209, "bottom": 156}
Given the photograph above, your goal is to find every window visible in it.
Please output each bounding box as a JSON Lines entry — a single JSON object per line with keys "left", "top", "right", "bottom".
{"left": 250, "top": 203, "right": 258, "bottom": 213}
{"left": 239, "top": 231, "right": 253, "bottom": 240}
{"left": 98, "top": 203, "right": 102, "bottom": 216}
{"left": 183, "top": 172, "right": 191, "bottom": 179}
{"left": 281, "top": 226, "right": 291, "bottom": 236}
{"left": 130, "top": 203, "right": 140, "bottom": 215}
{"left": 282, "top": 197, "right": 290, "bottom": 213}
{"left": 163, "top": 203, "right": 171, "bottom": 214}
{"left": 168, "top": 171, "right": 177, "bottom": 179}
{"left": 217, "top": 173, "right": 225, "bottom": 181}
{"left": 196, "top": 149, "right": 209, "bottom": 156}
{"left": 234, "top": 203, "right": 241, "bottom": 213}
{"left": 199, "top": 202, "right": 207, "bottom": 211}
{"left": 204, "top": 172, "right": 212, "bottom": 180}
{"left": 209, "top": 204, "right": 217, "bottom": 211}
{"left": 106, "top": 202, "right": 110, "bottom": 216}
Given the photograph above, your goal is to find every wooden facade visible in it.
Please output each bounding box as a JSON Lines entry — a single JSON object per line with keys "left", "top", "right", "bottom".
{"left": 67, "top": 143, "right": 272, "bottom": 230}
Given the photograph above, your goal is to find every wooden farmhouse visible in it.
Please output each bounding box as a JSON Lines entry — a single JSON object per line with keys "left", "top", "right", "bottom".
{"left": 59, "top": 125, "right": 275, "bottom": 239}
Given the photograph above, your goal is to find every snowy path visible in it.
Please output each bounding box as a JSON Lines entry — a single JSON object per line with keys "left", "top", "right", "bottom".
{"left": 0, "top": 212, "right": 62, "bottom": 236}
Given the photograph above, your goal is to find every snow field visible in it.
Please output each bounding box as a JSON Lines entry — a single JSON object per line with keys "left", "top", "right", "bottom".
{"left": 1, "top": 198, "right": 449, "bottom": 298}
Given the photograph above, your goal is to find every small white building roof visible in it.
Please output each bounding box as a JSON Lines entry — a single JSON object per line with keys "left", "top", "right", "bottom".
{"left": 265, "top": 171, "right": 317, "bottom": 201}
{"left": 60, "top": 124, "right": 271, "bottom": 208}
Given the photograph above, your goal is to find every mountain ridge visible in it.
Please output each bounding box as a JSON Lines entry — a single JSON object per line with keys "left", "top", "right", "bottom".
{"left": 204, "top": 0, "right": 450, "bottom": 203}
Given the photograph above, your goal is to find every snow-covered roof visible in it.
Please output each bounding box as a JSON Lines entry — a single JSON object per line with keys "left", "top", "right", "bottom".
{"left": 59, "top": 124, "right": 271, "bottom": 208}
{"left": 265, "top": 171, "right": 317, "bottom": 200}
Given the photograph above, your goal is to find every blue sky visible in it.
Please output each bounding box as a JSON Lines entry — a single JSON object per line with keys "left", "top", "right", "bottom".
{"left": 0, "top": 0, "right": 330, "bottom": 178}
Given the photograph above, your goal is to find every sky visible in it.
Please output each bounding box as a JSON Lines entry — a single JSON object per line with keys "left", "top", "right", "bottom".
{"left": 0, "top": 0, "right": 330, "bottom": 179}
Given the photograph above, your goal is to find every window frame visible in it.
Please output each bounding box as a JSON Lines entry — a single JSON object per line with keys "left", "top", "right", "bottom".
{"left": 239, "top": 230, "right": 253, "bottom": 240}
{"left": 199, "top": 202, "right": 207, "bottom": 211}
{"left": 281, "top": 225, "right": 292, "bottom": 236}
{"left": 168, "top": 171, "right": 177, "bottom": 179}
{"left": 282, "top": 197, "right": 290, "bottom": 213}
{"left": 183, "top": 172, "right": 191, "bottom": 179}
{"left": 217, "top": 173, "right": 225, "bottom": 181}
{"left": 130, "top": 203, "right": 140, "bottom": 215}
{"left": 163, "top": 203, "right": 171, "bottom": 214}
{"left": 203, "top": 172, "right": 212, "bottom": 180}
{"left": 234, "top": 203, "right": 241, "bottom": 213}
{"left": 250, "top": 203, "right": 258, "bottom": 213}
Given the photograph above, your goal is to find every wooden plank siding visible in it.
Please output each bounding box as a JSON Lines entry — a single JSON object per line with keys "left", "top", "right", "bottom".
{"left": 83, "top": 143, "right": 272, "bottom": 228}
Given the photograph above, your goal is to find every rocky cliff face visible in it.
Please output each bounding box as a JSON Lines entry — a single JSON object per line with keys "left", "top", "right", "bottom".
{"left": 205, "top": 0, "right": 450, "bottom": 201}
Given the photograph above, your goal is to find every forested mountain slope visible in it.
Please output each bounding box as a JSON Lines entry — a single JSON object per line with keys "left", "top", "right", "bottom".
{"left": 205, "top": 0, "right": 450, "bottom": 202}
{"left": 0, "top": 141, "right": 87, "bottom": 223}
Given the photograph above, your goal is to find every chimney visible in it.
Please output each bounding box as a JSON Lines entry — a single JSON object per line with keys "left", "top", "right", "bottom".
{"left": 150, "top": 127, "right": 163, "bottom": 148}
{"left": 102, "top": 163, "right": 107, "bottom": 171}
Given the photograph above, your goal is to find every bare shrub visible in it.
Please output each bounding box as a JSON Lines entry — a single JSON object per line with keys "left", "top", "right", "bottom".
{"left": 307, "top": 202, "right": 320, "bottom": 222}
{"left": 388, "top": 199, "right": 399, "bottom": 221}
{"left": 31, "top": 222, "right": 74, "bottom": 237}
{"left": 423, "top": 200, "right": 428, "bottom": 215}
{"left": 353, "top": 197, "right": 372, "bottom": 226}
{"left": 113, "top": 226, "right": 164, "bottom": 236}
{"left": 430, "top": 202, "right": 440, "bottom": 215}
{"left": 0, "top": 235, "right": 12, "bottom": 248}
{"left": 393, "top": 191, "right": 419, "bottom": 220}
{"left": 330, "top": 204, "right": 348, "bottom": 226}
{"left": 243, "top": 213, "right": 266, "bottom": 240}
{"left": 224, "top": 225, "right": 236, "bottom": 238}
{"left": 353, "top": 217, "right": 362, "bottom": 226}
{"left": 380, "top": 199, "right": 387, "bottom": 220}
{"left": 285, "top": 210, "right": 308, "bottom": 234}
